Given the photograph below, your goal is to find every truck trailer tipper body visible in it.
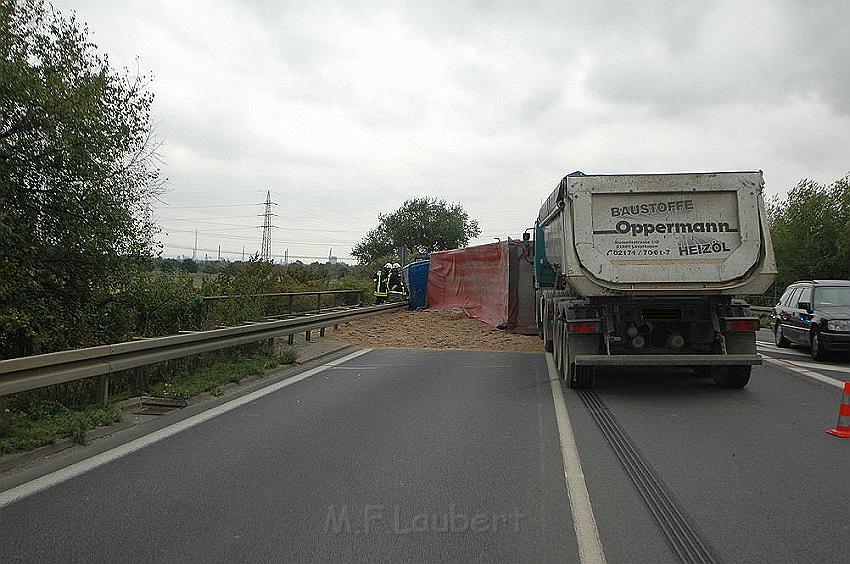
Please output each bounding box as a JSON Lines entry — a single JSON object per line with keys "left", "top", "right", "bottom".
{"left": 535, "top": 171, "right": 777, "bottom": 389}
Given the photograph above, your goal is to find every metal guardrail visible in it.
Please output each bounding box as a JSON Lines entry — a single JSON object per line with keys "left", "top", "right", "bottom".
{"left": 0, "top": 301, "right": 406, "bottom": 401}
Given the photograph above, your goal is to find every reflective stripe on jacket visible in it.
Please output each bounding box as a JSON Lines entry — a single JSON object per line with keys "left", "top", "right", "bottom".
{"left": 373, "top": 270, "right": 388, "bottom": 296}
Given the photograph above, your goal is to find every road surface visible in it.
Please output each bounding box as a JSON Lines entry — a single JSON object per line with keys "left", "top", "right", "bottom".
{"left": 0, "top": 342, "right": 848, "bottom": 562}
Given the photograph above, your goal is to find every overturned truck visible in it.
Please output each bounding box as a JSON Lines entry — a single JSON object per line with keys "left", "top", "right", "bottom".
{"left": 536, "top": 171, "right": 777, "bottom": 389}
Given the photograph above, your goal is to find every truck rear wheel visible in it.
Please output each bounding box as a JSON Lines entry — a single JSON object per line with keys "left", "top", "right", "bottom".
{"left": 568, "top": 364, "right": 594, "bottom": 389}
{"left": 713, "top": 365, "right": 751, "bottom": 388}
{"left": 553, "top": 320, "right": 561, "bottom": 369}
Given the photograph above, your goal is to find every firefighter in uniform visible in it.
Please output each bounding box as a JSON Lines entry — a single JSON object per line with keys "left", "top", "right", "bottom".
{"left": 389, "top": 263, "right": 406, "bottom": 296}
{"left": 373, "top": 263, "right": 391, "bottom": 304}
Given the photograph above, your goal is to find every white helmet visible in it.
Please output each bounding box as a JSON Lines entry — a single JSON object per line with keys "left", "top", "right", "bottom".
{"left": 392, "top": 263, "right": 401, "bottom": 269}
{"left": 384, "top": 263, "right": 392, "bottom": 269}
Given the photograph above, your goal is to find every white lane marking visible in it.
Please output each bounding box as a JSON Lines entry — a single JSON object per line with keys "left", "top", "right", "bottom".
{"left": 757, "top": 346, "right": 849, "bottom": 372}
{"left": 757, "top": 342, "right": 811, "bottom": 358}
{"left": 770, "top": 357, "right": 848, "bottom": 373}
{"left": 763, "top": 357, "right": 846, "bottom": 389}
{"left": 758, "top": 341, "right": 849, "bottom": 370}
{"left": 546, "top": 354, "right": 606, "bottom": 564}
{"left": 330, "top": 364, "right": 511, "bottom": 370}
{"left": 0, "top": 349, "right": 373, "bottom": 509}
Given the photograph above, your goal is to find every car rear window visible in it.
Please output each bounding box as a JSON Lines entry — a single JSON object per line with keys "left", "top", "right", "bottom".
{"left": 814, "top": 286, "right": 850, "bottom": 307}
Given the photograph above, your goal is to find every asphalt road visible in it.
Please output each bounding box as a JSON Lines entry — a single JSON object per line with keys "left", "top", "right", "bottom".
{"left": 1, "top": 342, "right": 848, "bottom": 562}
{"left": 0, "top": 349, "right": 577, "bottom": 562}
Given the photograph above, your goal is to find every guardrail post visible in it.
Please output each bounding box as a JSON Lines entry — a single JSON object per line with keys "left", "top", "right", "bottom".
{"left": 287, "top": 333, "right": 294, "bottom": 345}
{"left": 316, "top": 293, "right": 321, "bottom": 313}
{"left": 319, "top": 327, "right": 325, "bottom": 337}
{"left": 305, "top": 330, "right": 311, "bottom": 342}
{"left": 97, "top": 374, "right": 109, "bottom": 405}
{"left": 288, "top": 295, "right": 294, "bottom": 316}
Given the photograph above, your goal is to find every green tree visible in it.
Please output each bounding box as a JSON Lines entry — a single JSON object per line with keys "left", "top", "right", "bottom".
{"left": 352, "top": 197, "right": 480, "bottom": 263}
{"left": 181, "top": 258, "right": 198, "bottom": 273}
{"left": 0, "top": 0, "right": 162, "bottom": 357}
{"left": 768, "top": 175, "right": 850, "bottom": 290}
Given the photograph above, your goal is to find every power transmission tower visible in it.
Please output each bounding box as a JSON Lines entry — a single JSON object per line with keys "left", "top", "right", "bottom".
{"left": 258, "top": 190, "right": 278, "bottom": 262}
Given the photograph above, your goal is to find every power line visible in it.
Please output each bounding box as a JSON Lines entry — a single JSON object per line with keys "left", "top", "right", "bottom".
{"left": 160, "top": 228, "right": 355, "bottom": 246}
{"left": 158, "top": 221, "right": 368, "bottom": 234}
{"left": 162, "top": 243, "right": 354, "bottom": 261}
{"left": 154, "top": 203, "right": 260, "bottom": 209}
{"left": 155, "top": 214, "right": 261, "bottom": 223}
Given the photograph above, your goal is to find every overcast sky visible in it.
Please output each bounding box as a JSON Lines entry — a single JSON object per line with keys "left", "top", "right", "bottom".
{"left": 53, "top": 0, "right": 850, "bottom": 263}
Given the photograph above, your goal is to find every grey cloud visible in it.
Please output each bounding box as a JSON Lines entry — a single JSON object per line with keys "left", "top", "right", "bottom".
{"left": 50, "top": 0, "right": 850, "bottom": 259}
{"left": 584, "top": 1, "right": 850, "bottom": 114}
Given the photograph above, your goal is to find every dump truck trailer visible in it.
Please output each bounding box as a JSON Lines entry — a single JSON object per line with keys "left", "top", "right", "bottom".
{"left": 535, "top": 171, "right": 777, "bottom": 389}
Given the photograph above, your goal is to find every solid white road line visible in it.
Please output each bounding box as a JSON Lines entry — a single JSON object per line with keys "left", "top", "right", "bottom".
{"left": 757, "top": 342, "right": 811, "bottom": 358}
{"left": 763, "top": 357, "right": 845, "bottom": 389}
{"left": 0, "top": 348, "right": 374, "bottom": 510}
{"left": 766, "top": 356, "right": 849, "bottom": 373}
{"left": 757, "top": 344, "right": 849, "bottom": 375}
{"left": 758, "top": 342, "right": 849, "bottom": 370}
{"left": 546, "top": 354, "right": 607, "bottom": 564}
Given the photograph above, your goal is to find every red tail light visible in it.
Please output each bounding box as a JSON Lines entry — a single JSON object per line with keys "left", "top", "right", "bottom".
{"left": 725, "top": 319, "right": 759, "bottom": 332}
{"left": 568, "top": 321, "right": 603, "bottom": 334}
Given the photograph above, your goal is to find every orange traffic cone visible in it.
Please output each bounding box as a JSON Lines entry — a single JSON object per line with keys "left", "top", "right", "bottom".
{"left": 827, "top": 381, "right": 850, "bottom": 438}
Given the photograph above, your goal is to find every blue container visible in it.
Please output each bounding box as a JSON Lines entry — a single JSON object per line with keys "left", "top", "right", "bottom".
{"left": 403, "top": 261, "right": 430, "bottom": 310}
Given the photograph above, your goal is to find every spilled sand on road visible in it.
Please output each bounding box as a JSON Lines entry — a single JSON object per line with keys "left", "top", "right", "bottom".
{"left": 331, "top": 308, "right": 543, "bottom": 353}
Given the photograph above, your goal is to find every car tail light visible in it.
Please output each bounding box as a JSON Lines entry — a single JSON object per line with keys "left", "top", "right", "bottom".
{"left": 568, "top": 321, "right": 603, "bottom": 334}
{"left": 725, "top": 319, "right": 759, "bottom": 332}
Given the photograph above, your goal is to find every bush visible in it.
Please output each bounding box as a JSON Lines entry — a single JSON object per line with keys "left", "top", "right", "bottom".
{"left": 106, "top": 273, "right": 203, "bottom": 339}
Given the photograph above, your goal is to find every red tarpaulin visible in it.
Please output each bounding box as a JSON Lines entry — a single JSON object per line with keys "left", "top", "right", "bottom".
{"left": 426, "top": 242, "right": 512, "bottom": 328}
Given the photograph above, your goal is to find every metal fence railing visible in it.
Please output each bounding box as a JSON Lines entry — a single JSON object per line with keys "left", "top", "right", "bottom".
{"left": 200, "top": 290, "right": 365, "bottom": 327}
{"left": 0, "top": 301, "right": 405, "bottom": 403}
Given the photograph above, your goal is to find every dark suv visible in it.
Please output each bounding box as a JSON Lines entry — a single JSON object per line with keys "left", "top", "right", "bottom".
{"left": 772, "top": 280, "right": 850, "bottom": 360}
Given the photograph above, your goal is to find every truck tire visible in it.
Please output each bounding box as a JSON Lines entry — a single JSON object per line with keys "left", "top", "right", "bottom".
{"left": 553, "top": 319, "right": 562, "bottom": 370}
{"left": 568, "top": 364, "right": 594, "bottom": 389}
{"left": 774, "top": 322, "right": 790, "bottom": 348}
{"left": 713, "top": 365, "right": 751, "bottom": 388}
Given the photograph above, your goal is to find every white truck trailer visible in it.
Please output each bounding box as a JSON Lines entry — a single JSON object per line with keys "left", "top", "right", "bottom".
{"left": 535, "top": 171, "right": 777, "bottom": 389}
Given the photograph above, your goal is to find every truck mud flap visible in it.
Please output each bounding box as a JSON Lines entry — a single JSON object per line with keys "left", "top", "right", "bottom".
{"left": 573, "top": 354, "right": 762, "bottom": 366}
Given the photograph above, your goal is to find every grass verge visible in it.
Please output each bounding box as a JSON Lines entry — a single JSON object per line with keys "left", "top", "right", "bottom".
{"left": 0, "top": 401, "right": 121, "bottom": 455}
{"left": 146, "top": 346, "right": 298, "bottom": 399}
{"left": 0, "top": 345, "right": 299, "bottom": 456}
